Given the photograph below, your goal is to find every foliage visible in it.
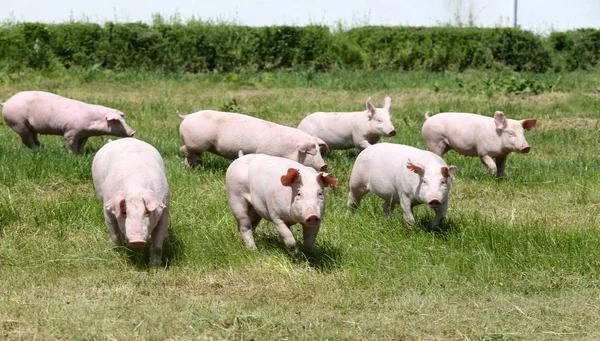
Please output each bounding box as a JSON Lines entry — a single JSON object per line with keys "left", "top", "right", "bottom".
{"left": 2, "top": 21, "right": 598, "bottom": 73}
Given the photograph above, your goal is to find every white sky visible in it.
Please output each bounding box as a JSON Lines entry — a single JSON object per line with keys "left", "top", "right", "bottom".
{"left": 3, "top": 0, "right": 599, "bottom": 32}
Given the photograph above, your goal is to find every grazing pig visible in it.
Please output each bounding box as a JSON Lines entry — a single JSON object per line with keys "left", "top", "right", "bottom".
{"left": 422, "top": 111, "right": 537, "bottom": 177}
{"left": 1, "top": 91, "right": 135, "bottom": 153}
{"left": 178, "top": 110, "right": 329, "bottom": 171}
{"left": 348, "top": 143, "right": 457, "bottom": 229}
{"left": 226, "top": 154, "right": 337, "bottom": 253}
{"left": 92, "top": 138, "right": 169, "bottom": 266}
{"left": 297, "top": 96, "right": 396, "bottom": 150}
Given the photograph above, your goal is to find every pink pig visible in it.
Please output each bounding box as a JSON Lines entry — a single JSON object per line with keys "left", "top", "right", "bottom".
{"left": 1, "top": 91, "right": 135, "bottom": 153}
{"left": 178, "top": 110, "right": 329, "bottom": 171}
{"left": 421, "top": 111, "right": 537, "bottom": 177}
{"left": 226, "top": 154, "right": 337, "bottom": 253}
{"left": 92, "top": 138, "right": 170, "bottom": 266}
{"left": 348, "top": 143, "right": 457, "bottom": 229}
{"left": 297, "top": 96, "right": 396, "bottom": 150}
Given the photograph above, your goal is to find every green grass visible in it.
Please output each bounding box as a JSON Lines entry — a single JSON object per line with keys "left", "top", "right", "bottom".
{"left": 1, "top": 69, "right": 600, "bottom": 339}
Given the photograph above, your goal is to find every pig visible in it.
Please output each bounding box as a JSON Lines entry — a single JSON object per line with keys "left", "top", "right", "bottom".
{"left": 0, "top": 91, "right": 135, "bottom": 153}
{"left": 421, "top": 111, "right": 537, "bottom": 177}
{"left": 92, "top": 138, "right": 169, "bottom": 266}
{"left": 297, "top": 96, "right": 396, "bottom": 150}
{"left": 178, "top": 110, "right": 329, "bottom": 171}
{"left": 347, "top": 143, "right": 457, "bottom": 229}
{"left": 226, "top": 154, "right": 337, "bottom": 254}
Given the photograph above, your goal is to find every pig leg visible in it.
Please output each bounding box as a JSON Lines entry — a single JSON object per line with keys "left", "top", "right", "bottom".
{"left": 480, "top": 155, "right": 497, "bottom": 175}
{"left": 248, "top": 207, "right": 262, "bottom": 230}
{"left": 347, "top": 185, "right": 368, "bottom": 210}
{"left": 11, "top": 121, "right": 40, "bottom": 149}
{"left": 383, "top": 198, "right": 397, "bottom": 218}
{"left": 32, "top": 133, "right": 43, "bottom": 148}
{"left": 104, "top": 209, "right": 124, "bottom": 245}
{"left": 149, "top": 208, "right": 169, "bottom": 267}
{"left": 76, "top": 137, "right": 89, "bottom": 153}
{"left": 64, "top": 132, "right": 81, "bottom": 154}
{"left": 495, "top": 156, "right": 508, "bottom": 178}
{"left": 430, "top": 203, "right": 448, "bottom": 229}
{"left": 302, "top": 225, "right": 320, "bottom": 253}
{"left": 357, "top": 140, "right": 372, "bottom": 150}
{"left": 273, "top": 219, "right": 298, "bottom": 253}
{"left": 400, "top": 195, "right": 416, "bottom": 227}
{"left": 230, "top": 200, "right": 257, "bottom": 249}
{"left": 426, "top": 140, "right": 451, "bottom": 157}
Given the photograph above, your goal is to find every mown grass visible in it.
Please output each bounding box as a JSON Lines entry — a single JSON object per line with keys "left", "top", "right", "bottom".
{"left": 1, "top": 69, "right": 600, "bottom": 339}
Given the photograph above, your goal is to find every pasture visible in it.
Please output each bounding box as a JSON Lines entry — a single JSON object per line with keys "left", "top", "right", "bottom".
{"left": 1, "top": 69, "right": 600, "bottom": 339}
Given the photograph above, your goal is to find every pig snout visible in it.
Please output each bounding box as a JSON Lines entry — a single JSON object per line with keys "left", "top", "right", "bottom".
{"left": 319, "top": 164, "right": 328, "bottom": 171}
{"left": 129, "top": 239, "right": 147, "bottom": 248}
{"left": 428, "top": 199, "right": 442, "bottom": 209}
{"left": 304, "top": 214, "right": 321, "bottom": 227}
{"left": 387, "top": 129, "right": 396, "bottom": 137}
{"left": 520, "top": 146, "right": 530, "bottom": 153}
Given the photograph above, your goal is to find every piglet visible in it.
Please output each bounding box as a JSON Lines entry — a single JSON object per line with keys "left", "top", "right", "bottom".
{"left": 1, "top": 91, "right": 135, "bottom": 153}
{"left": 178, "top": 110, "right": 329, "bottom": 171}
{"left": 297, "top": 96, "right": 396, "bottom": 150}
{"left": 421, "top": 111, "right": 536, "bottom": 177}
{"left": 92, "top": 138, "right": 169, "bottom": 266}
{"left": 348, "top": 143, "right": 457, "bottom": 229}
{"left": 226, "top": 154, "right": 337, "bottom": 254}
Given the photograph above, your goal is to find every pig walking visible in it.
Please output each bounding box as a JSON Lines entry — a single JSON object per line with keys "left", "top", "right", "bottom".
{"left": 178, "top": 110, "right": 329, "bottom": 171}
{"left": 226, "top": 154, "right": 337, "bottom": 253}
{"left": 422, "top": 111, "right": 537, "bottom": 177}
{"left": 1, "top": 91, "right": 135, "bottom": 153}
{"left": 92, "top": 138, "right": 169, "bottom": 266}
{"left": 297, "top": 96, "right": 396, "bottom": 150}
{"left": 348, "top": 143, "right": 457, "bottom": 229}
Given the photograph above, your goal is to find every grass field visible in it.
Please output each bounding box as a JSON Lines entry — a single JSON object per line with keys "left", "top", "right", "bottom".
{"left": 1, "top": 68, "right": 600, "bottom": 339}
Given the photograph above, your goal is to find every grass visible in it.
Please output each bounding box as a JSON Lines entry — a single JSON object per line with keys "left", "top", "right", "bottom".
{"left": 1, "top": 68, "right": 600, "bottom": 339}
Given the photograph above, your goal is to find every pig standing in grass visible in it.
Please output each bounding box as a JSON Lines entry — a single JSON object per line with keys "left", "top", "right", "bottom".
{"left": 92, "top": 138, "right": 169, "bottom": 266}
{"left": 297, "top": 96, "right": 396, "bottom": 150}
{"left": 1, "top": 91, "right": 135, "bottom": 153}
{"left": 226, "top": 154, "right": 337, "bottom": 254}
{"left": 421, "top": 111, "right": 537, "bottom": 177}
{"left": 178, "top": 110, "right": 329, "bottom": 171}
{"left": 348, "top": 143, "right": 457, "bottom": 229}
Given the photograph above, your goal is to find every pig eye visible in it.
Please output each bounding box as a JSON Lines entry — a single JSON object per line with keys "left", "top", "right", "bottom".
{"left": 318, "top": 190, "right": 324, "bottom": 198}
{"left": 441, "top": 178, "right": 447, "bottom": 185}
{"left": 296, "top": 192, "right": 302, "bottom": 198}
{"left": 507, "top": 131, "right": 516, "bottom": 137}
{"left": 422, "top": 178, "right": 427, "bottom": 184}
{"left": 376, "top": 117, "right": 383, "bottom": 123}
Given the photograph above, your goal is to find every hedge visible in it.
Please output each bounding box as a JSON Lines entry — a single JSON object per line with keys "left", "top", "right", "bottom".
{"left": 0, "top": 22, "right": 598, "bottom": 73}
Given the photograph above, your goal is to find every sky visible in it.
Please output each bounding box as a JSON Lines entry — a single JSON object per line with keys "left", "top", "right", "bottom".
{"left": 3, "top": 0, "right": 599, "bottom": 32}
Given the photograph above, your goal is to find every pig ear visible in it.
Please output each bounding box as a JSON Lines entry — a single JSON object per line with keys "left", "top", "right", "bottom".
{"left": 106, "top": 191, "right": 126, "bottom": 216}
{"left": 297, "top": 141, "right": 317, "bottom": 155}
{"left": 406, "top": 159, "right": 424, "bottom": 175}
{"left": 281, "top": 168, "right": 302, "bottom": 187}
{"left": 143, "top": 190, "right": 165, "bottom": 212}
{"left": 521, "top": 119, "right": 537, "bottom": 131}
{"left": 494, "top": 111, "right": 507, "bottom": 130}
{"left": 105, "top": 111, "right": 122, "bottom": 121}
{"left": 317, "top": 172, "right": 337, "bottom": 187}
{"left": 383, "top": 96, "right": 391, "bottom": 110}
{"left": 441, "top": 166, "right": 457, "bottom": 181}
{"left": 366, "top": 96, "right": 376, "bottom": 119}
{"left": 316, "top": 138, "right": 330, "bottom": 152}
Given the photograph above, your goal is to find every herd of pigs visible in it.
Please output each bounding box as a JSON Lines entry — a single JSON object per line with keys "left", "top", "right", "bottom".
{"left": 0, "top": 90, "right": 537, "bottom": 266}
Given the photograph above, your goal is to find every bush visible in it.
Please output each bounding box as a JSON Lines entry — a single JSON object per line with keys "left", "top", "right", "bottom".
{"left": 0, "top": 21, "right": 596, "bottom": 73}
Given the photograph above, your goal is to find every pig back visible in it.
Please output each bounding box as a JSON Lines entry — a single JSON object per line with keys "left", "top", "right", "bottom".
{"left": 92, "top": 138, "right": 167, "bottom": 199}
